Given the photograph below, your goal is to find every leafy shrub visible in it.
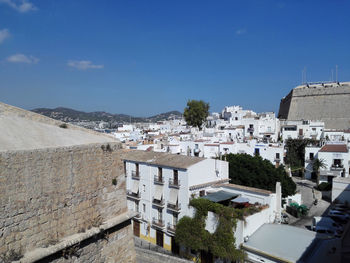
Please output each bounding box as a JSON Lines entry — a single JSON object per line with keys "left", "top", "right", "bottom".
{"left": 59, "top": 123, "right": 68, "bottom": 128}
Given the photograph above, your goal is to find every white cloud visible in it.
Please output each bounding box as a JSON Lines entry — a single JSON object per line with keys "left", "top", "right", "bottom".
{"left": 0, "top": 0, "right": 37, "bottom": 13}
{"left": 0, "top": 29, "right": 10, "bottom": 44}
{"left": 67, "top": 60, "right": 104, "bottom": 70}
{"left": 236, "top": 28, "right": 247, "bottom": 35}
{"left": 7, "top": 53, "right": 39, "bottom": 64}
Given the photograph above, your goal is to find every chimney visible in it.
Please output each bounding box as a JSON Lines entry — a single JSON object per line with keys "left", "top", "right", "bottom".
{"left": 276, "top": 182, "right": 282, "bottom": 223}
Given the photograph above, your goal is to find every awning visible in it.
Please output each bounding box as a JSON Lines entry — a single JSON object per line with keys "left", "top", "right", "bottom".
{"left": 154, "top": 185, "right": 163, "bottom": 201}
{"left": 202, "top": 190, "right": 239, "bottom": 203}
{"left": 169, "top": 189, "right": 178, "bottom": 205}
{"left": 232, "top": 196, "right": 250, "bottom": 203}
{"left": 132, "top": 181, "right": 139, "bottom": 194}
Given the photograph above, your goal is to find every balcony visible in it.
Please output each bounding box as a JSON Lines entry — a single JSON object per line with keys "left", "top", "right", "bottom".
{"left": 331, "top": 164, "right": 344, "bottom": 171}
{"left": 154, "top": 175, "right": 164, "bottom": 185}
{"left": 274, "top": 158, "right": 281, "bottom": 163}
{"left": 127, "top": 190, "right": 141, "bottom": 200}
{"left": 305, "top": 158, "right": 314, "bottom": 163}
{"left": 152, "top": 217, "right": 165, "bottom": 229}
{"left": 169, "top": 178, "right": 180, "bottom": 188}
{"left": 167, "top": 223, "right": 176, "bottom": 234}
{"left": 131, "top": 171, "right": 140, "bottom": 180}
{"left": 152, "top": 198, "right": 165, "bottom": 208}
{"left": 167, "top": 203, "right": 181, "bottom": 212}
{"left": 247, "top": 127, "right": 254, "bottom": 132}
{"left": 134, "top": 212, "right": 142, "bottom": 219}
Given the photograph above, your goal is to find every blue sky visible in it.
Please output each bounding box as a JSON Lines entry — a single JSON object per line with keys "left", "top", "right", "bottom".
{"left": 1, "top": 0, "right": 350, "bottom": 116}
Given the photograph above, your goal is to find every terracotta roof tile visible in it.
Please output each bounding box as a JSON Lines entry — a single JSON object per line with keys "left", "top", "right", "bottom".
{"left": 319, "top": 144, "right": 348, "bottom": 153}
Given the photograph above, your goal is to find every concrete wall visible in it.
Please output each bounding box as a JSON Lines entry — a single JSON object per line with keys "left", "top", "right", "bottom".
{"left": 0, "top": 143, "right": 136, "bottom": 262}
{"left": 332, "top": 178, "right": 350, "bottom": 203}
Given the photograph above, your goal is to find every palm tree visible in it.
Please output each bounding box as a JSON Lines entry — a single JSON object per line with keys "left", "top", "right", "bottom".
{"left": 312, "top": 158, "right": 327, "bottom": 186}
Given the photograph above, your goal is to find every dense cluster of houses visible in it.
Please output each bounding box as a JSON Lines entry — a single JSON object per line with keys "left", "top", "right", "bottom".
{"left": 118, "top": 105, "right": 350, "bottom": 262}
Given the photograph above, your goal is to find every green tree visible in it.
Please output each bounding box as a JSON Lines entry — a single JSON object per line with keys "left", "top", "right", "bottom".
{"left": 175, "top": 198, "right": 244, "bottom": 262}
{"left": 285, "top": 139, "right": 319, "bottom": 177}
{"left": 312, "top": 158, "right": 327, "bottom": 186}
{"left": 183, "top": 100, "right": 209, "bottom": 129}
{"left": 225, "top": 153, "right": 296, "bottom": 197}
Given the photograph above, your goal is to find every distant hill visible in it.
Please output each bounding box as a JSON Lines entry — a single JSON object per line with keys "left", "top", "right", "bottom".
{"left": 31, "top": 107, "right": 182, "bottom": 123}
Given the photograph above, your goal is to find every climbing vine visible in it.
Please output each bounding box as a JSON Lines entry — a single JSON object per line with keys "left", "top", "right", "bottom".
{"left": 175, "top": 198, "right": 245, "bottom": 261}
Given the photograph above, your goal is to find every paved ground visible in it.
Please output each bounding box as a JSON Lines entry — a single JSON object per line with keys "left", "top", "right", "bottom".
{"left": 289, "top": 178, "right": 330, "bottom": 229}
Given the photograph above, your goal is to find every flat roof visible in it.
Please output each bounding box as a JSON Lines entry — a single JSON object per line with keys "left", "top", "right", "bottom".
{"left": 243, "top": 224, "right": 325, "bottom": 263}
{"left": 122, "top": 150, "right": 205, "bottom": 169}
{"left": 202, "top": 190, "right": 239, "bottom": 203}
{"left": 0, "top": 102, "right": 116, "bottom": 152}
{"left": 215, "top": 183, "right": 272, "bottom": 195}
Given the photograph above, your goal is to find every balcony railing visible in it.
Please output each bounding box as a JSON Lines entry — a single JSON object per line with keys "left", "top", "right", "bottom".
{"left": 305, "top": 158, "right": 314, "bottom": 163}
{"left": 127, "top": 190, "right": 141, "bottom": 200}
{"left": 154, "top": 175, "right": 164, "bottom": 185}
{"left": 167, "top": 203, "right": 181, "bottom": 212}
{"left": 169, "top": 178, "right": 180, "bottom": 188}
{"left": 167, "top": 223, "right": 176, "bottom": 234}
{"left": 131, "top": 171, "right": 140, "bottom": 180}
{"left": 247, "top": 127, "right": 254, "bottom": 132}
{"left": 152, "top": 198, "right": 165, "bottom": 207}
{"left": 274, "top": 158, "right": 281, "bottom": 162}
{"left": 331, "top": 164, "right": 344, "bottom": 171}
{"left": 134, "top": 212, "right": 142, "bottom": 219}
{"left": 152, "top": 217, "right": 165, "bottom": 228}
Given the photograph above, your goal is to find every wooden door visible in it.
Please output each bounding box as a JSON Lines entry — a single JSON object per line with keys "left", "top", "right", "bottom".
{"left": 171, "top": 236, "right": 179, "bottom": 254}
{"left": 156, "top": 230, "right": 163, "bottom": 247}
{"left": 133, "top": 220, "right": 140, "bottom": 237}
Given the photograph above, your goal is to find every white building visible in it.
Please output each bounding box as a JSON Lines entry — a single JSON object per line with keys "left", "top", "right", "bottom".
{"left": 280, "top": 120, "right": 324, "bottom": 142}
{"left": 305, "top": 143, "right": 349, "bottom": 183}
{"left": 123, "top": 151, "right": 229, "bottom": 252}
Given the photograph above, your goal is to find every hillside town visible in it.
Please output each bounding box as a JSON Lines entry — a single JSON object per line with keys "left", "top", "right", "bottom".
{"left": 2, "top": 1, "right": 350, "bottom": 263}
{"left": 2, "top": 82, "right": 350, "bottom": 263}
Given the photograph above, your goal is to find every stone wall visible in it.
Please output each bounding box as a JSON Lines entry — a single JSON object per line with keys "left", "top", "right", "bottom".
{"left": 278, "top": 83, "right": 350, "bottom": 129}
{"left": 0, "top": 142, "right": 136, "bottom": 262}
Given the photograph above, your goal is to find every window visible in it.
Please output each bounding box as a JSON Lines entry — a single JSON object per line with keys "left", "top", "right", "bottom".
{"left": 135, "top": 201, "right": 139, "bottom": 212}
{"left": 235, "top": 117, "right": 238, "bottom": 120}
{"left": 254, "top": 148, "right": 260, "bottom": 156}
{"left": 136, "top": 163, "right": 139, "bottom": 176}
{"left": 173, "top": 170, "right": 178, "bottom": 185}
{"left": 158, "top": 167, "right": 163, "bottom": 180}
{"left": 158, "top": 208, "right": 163, "bottom": 221}
{"left": 309, "top": 153, "right": 314, "bottom": 160}
{"left": 173, "top": 213, "right": 178, "bottom": 225}
{"left": 143, "top": 184, "right": 146, "bottom": 192}
{"left": 143, "top": 204, "right": 146, "bottom": 213}
{"left": 124, "top": 161, "right": 126, "bottom": 175}
{"left": 199, "top": 190, "right": 205, "bottom": 197}
{"left": 276, "top": 153, "right": 280, "bottom": 159}
{"left": 333, "top": 159, "right": 342, "bottom": 167}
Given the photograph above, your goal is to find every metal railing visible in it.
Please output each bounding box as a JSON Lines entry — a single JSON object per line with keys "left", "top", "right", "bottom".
{"left": 152, "top": 198, "right": 165, "bottom": 207}
{"left": 134, "top": 212, "right": 142, "bottom": 219}
{"left": 167, "top": 223, "right": 176, "bottom": 234}
{"left": 167, "top": 203, "right": 181, "bottom": 212}
{"left": 154, "top": 175, "right": 164, "bottom": 184}
{"left": 152, "top": 217, "right": 165, "bottom": 228}
{"left": 331, "top": 164, "right": 344, "bottom": 170}
{"left": 127, "top": 190, "right": 141, "bottom": 199}
{"left": 169, "top": 178, "right": 180, "bottom": 188}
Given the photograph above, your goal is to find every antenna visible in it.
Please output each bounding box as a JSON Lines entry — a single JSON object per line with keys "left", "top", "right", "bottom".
{"left": 331, "top": 69, "right": 334, "bottom": 82}
{"left": 302, "top": 67, "right": 307, "bottom": 84}
{"left": 336, "top": 65, "right": 338, "bottom": 82}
